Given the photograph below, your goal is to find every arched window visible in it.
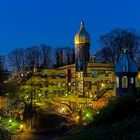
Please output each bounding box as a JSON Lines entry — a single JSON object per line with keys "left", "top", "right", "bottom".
{"left": 130, "top": 77, "right": 134, "bottom": 84}
{"left": 122, "top": 76, "right": 128, "bottom": 88}
{"left": 116, "top": 77, "right": 119, "bottom": 88}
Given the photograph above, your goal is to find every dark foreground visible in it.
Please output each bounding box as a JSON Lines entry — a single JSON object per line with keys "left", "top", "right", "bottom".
{"left": 11, "top": 131, "right": 59, "bottom": 140}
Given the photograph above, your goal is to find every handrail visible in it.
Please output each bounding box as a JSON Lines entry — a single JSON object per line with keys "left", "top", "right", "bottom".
{"left": 92, "top": 89, "right": 107, "bottom": 101}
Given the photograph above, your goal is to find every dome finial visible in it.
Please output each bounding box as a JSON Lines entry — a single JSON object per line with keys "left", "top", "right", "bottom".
{"left": 80, "top": 21, "right": 85, "bottom": 30}
{"left": 74, "top": 21, "right": 90, "bottom": 45}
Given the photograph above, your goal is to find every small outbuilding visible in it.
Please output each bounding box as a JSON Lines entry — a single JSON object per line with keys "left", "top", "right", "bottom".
{"left": 114, "top": 50, "right": 138, "bottom": 96}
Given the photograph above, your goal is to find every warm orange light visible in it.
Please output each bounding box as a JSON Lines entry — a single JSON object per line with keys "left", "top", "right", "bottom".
{"left": 20, "top": 124, "right": 24, "bottom": 131}
{"left": 75, "top": 115, "right": 80, "bottom": 122}
{"left": 20, "top": 124, "right": 23, "bottom": 128}
{"left": 61, "top": 107, "right": 65, "bottom": 112}
{"left": 76, "top": 116, "right": 80, "bottom": 119}
{"left": 90, "top": 94, "right": 93, "bottom": 98}
{"left": 138, "top": 73, "right": 140, "bottom": 79}
{"left": 101, "top": 83, "right": 105, "bottom": 87}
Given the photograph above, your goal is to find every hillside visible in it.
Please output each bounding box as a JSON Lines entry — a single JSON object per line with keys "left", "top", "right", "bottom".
{"left": 56, "top": 93, "right": 140, "bottom": 140}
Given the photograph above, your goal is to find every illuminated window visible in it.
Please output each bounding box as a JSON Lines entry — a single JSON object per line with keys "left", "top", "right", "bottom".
{"left": 62, "top": 82, "right": 67, "bottom": 87}
{"left": 122, "top": 76, "right": 128, "bottom": 88}
{"left": 57, "top": 82, "right": 61, "bottom": 88}
{"left": 130, "top": 77, "right": 134, "bottom": 84}
{"left": 80, "top": 73, "right": 83, "bottom": 77}
{"left": 137, "top": 74, "right": 140, "bottom": 79}
{"left": 78, "top": 73, "right": 83, "bottom": 78}
{"left": 116, "top": 77, "right": 119, "bottom": 88}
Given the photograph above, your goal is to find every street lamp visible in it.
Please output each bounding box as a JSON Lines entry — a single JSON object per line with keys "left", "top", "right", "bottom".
{"left": 67, "top": 82, "right": 71, "bottom": 95}
{"left": 20, "top": 124, "right": 24, "bottom": 132}
{"left": 9, "top": 119, "right": 12, "bottom": 123}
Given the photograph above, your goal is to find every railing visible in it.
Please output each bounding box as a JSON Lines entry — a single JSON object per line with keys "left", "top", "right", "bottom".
{"left": 92, "top": 89, "right": 107, "bottom": 101}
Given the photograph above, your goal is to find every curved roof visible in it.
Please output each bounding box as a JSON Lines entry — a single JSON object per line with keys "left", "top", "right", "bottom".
{"left": 115, "top": 51, "right": 138, "bottom": 73}
{"left": 74, "top": 21, "right": 90, "bottom": 45}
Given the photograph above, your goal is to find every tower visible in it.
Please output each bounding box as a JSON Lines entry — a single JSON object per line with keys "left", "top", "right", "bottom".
{"left": 74, "top": 21, "right": 90, "bottom": 95}
{"left": 74, "top": 21, "right": 90, "bottom": 73}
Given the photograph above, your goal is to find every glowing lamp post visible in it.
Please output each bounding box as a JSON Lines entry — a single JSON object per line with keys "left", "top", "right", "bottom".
{"left": 61, "top": 107, "right": 65, "bottom": 112}
{"left": 9, "top": 119, "right": 12, "bottom": 126}
{"left": 68, "top": 82, "right": 71, "bottom": 95}
{"left": 20, "top": 124, "right": 24, "bottom": 132}
{"left": 101, "top": 83, "right": 105, "bottom": 87}
{"left": 9, "top": 119, "right": 12, "bottom": 123}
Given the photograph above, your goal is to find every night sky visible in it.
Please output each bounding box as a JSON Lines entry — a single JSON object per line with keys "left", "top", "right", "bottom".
{"left": 0, "top": 0, "right": 140, "bottom": 55}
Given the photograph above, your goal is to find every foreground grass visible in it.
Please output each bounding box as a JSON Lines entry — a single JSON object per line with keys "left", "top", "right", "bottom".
{"left": 56, "top": 116, "right": 140, "bottom": 140}
{"left": 56, "top": 95, "right": 140, "bottom": 140}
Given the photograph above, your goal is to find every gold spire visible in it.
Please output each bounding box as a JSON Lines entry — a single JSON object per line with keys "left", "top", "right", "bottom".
{"left": 74, "top": 21, "right": 90, "bottom": 45}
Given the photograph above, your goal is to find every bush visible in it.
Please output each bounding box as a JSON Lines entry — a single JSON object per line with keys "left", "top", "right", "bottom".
{"left": 56, "top": 94, "right": 140, "bottom": 140}
{"left": 92, "top": 96, "right": 137, "bottom": 126}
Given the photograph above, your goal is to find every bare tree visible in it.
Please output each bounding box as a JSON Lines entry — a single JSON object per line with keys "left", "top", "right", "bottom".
{"left": 0, "top": 55, "right": 7, "bottom": 95}
{"left": 99, "top": 28, "right": 140, "bottom": 62}
{"left": 63, "top": 46, "right": 75, "bottom": 65}
{"left": 53, "top": 47, "right": 64, "bottom": 68}
{"left": 8, "top": 48, "right": 25, "bottom": 71}
{"left": 25, "top": 46, "right": 41, "bottom": 69}
{"left": 40, "top": 45, "right": 52, "bottom": 68}
{"left": 95, "top": 47, "right": 112, "bottom": 63}
{"left": 53, "top": 47, "right": 75, "bottom": 68}
{"left": 0, "top": 55, "right": 5, "bottom": 70}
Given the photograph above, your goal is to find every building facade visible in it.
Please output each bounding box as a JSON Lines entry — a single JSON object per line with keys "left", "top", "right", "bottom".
{"left": 41, "top": 22, "right": 140, "bottom": 97}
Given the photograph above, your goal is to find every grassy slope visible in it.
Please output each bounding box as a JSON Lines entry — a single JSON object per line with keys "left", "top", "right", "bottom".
{"left": 56, "top": 95, "right": 140, "bottom": 140}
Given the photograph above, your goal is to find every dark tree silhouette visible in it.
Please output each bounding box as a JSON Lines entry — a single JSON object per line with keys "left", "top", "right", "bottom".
{"left": 53, "top": 47, "right": 75, "bottom": 68}
{"left": 0, "top": 55, "right": 7, "bottom": 95}
{"left": 8, "top": 48, "right": 25, "bottom": 71}
{"left": 40, "top": 44, "right": 52, "bottom": 68}
{"left": 97, "top": 28, "right": 140, "bottom": 62}
{"left": 54, "top": 47, "right": 64, "bottom": 68}
{"left": 25, "top": 46, "right": 41, "bottom": 69}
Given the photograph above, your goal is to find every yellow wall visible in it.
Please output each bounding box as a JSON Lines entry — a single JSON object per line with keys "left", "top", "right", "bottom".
{"left": 41, "top": 62, "right": 140, "bottom": 95}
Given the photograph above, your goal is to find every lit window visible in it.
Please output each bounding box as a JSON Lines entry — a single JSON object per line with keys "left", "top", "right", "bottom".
{"left": 130, "top": 77, "right": 134, "bottom": 84}
{"left": 57, "top": 82, "right": 61, "bottom": 88}
{"left": 116, "top": 77, "right": 119, "bottom": 88}
{"left": 122, "top": 76, "right": 128, "bottom": 88}
{"left": 80, "top": 73, "right": 83, "bottom": 77}
{"left": 137, "top": 73, "right": 140, "bottom": 79}
{"left": 78, "top": 73, "right": 83, "bottom": 78}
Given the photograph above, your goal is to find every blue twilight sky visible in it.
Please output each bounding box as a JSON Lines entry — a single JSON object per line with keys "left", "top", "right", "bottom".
{"left": 0, "top": 0, "right": 140, "bottom": 55}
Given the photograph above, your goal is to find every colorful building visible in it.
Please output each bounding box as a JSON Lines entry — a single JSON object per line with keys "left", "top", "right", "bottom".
{"left": 41, "top": 21, "right": 140, "bottom": 98}
{"left": 115, "top": 49, "right": 138, "bottom": 96}
{"left": 41, "top": 21, "right": 116, "bottom": 98}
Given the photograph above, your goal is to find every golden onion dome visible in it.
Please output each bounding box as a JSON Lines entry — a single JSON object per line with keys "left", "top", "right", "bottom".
{"left": 74, "top": 21, "right": 90, "bottom": 45}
